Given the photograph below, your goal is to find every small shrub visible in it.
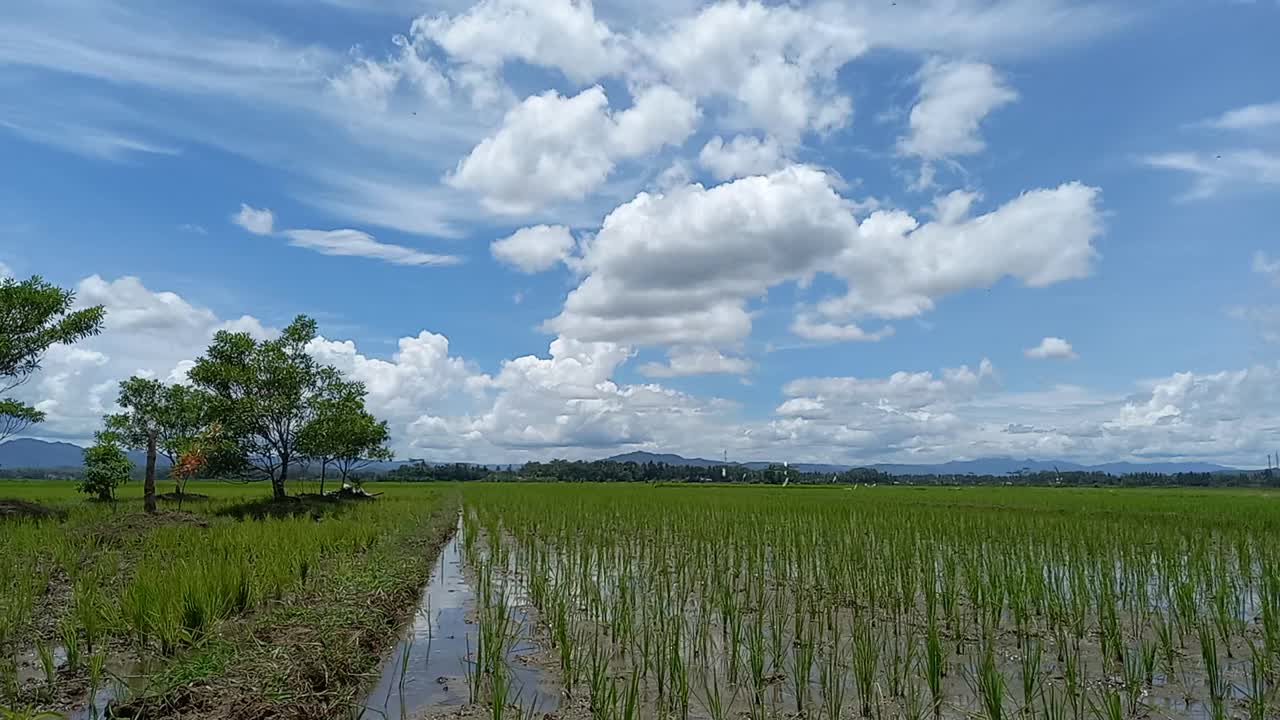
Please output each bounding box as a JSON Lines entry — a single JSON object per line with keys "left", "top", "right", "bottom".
{"left": 80, "top": 432, "right": 132, "bottom": 501}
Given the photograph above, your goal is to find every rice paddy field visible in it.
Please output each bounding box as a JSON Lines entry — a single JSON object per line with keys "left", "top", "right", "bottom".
{"left": 0, "top": 479, "right": 457, "bottom": 719}
{"left": 450, "top": 484, "right": 1280, "bottom": 720}
{"left": 2, "top": 481, "right": 1279, "bottom": 720}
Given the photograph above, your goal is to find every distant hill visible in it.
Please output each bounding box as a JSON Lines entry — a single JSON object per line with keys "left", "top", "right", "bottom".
{"left": 0, "top": 438, "right": 87, "bottom": 468}
{"left": 3, "top": 440, "right": 1246, "bottom": 477}
{"left": 605, "top": 451, "right": 728, "bottom": 467}
{"left": 602, "top": 451, "right": 1242, "bottom": 476}
{"left": 607, "top": 451, "right": 853, "bottom": 474}
{"left": 0, "top": 438, "right": 173, "bottom": 470}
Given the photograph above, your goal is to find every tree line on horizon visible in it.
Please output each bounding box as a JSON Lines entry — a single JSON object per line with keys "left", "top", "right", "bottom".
{"left": 1, "top": 275, "right": 392, "bottom": 510}
{"left": 385, "top": 458, "right": 1279, "bottom": 488}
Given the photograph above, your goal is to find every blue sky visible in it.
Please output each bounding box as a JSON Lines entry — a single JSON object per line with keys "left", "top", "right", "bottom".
{"left": 3, "top": 0, "right": 1279, "bottom": 466}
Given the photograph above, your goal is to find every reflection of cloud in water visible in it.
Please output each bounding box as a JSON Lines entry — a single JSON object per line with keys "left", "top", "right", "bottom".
{"left": 362, "top": 517, "right": 559, "bottom": 718}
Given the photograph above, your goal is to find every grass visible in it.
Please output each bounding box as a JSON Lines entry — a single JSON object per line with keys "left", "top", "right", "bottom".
{"left": 0, "top": 479, "right": 458, "bottom": 719}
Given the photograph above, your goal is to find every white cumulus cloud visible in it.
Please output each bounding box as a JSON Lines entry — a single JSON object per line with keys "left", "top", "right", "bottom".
{"left": 638, "top": 347, "right": 752, "bottom": 378}
{"left": 449, "top": 84, "right": 698, "bottom": 213}
{"left": 491, "top": 225, "right": 576, "bottom": 273}
{"left": 1025, "top": 336, "right": 1078, "bottom": 360}
{"left": 639, "top": 0, "right": 864, "bottom": 141}
{"left": 418, "top": 0, "right": 629, "bottom": 84}
{"left": 232, "top": 204, "right": 275, "bottom": 235}
{"left": 698, "top": 135, "right": 787, "bottom": 180}
{"left": 898, "top": 58, "right": 1016, "bottom": 186}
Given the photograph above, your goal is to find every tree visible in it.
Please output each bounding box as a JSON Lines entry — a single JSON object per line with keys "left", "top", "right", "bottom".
{"left": 80, "top": 432, "right": 131, "bottom": 501}
{"left": 106, "top": 378, "right": 210, "bottom": 513}
{"left": 0, "top": 399, "right": 43, "bottom": 445}
{"left": 298, "top": 378, "right": 393, "bottom": 493}
{"left": 188, "top": 315, "right": 328, "bottom": 500}
{"left": 0, "top": 276, "right": 105, "bottom": 443}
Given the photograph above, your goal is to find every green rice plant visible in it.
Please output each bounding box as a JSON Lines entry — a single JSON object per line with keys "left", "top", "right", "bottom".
{"left": 1040, "top": 685, "right": 1067, "bottom": 720}
{"left": 0, "top": 655, "right": 17, "bottom": 706}
{"left": 88, "top": 652, "right": 107, "bottom": 720}
{"left": 904, "top": 677, "right": 928, "bottom": 720}
{"left": 1085, "top": 687, "right": 1122, "bottom": 720}
{"left": 745, "top": 612, "right": 767, "bottom": 709}
{"left": 888, "top": 628, "right": 918, "bottom": 700}
{"left": 490, "top": 660, "right": 509, "bottom": 720}
{"left": 1019, "top": 638, "right": 1043, "bottom": 717}
{"left": 60, "top": 616, "right": 81, "bottom": 671}
{"left": 924, "top": 614, "right": 944, "bottom": 715}
{"left": 791, "top": 613, "right": 816, "bottom": 715}
{"left": 74, "top": 579, "right": 106, "bottom": 654}
{"left": 667, "top": 622, "right": 690, "bottom": 720}
{"left": 588, "top": 635, "right": 615, "bottom": 720}
{"left": 695, "top": 667, "right": 737, "bottom": 720}
{"left": 1139, "top": 636, "right": 1157, "bottom": 686}
{"left": 516, "top": 687, "right": 541, "bottom": 720}
{"left": 1211, "top": 578, "right": 1242, "bottom": 658}
{"left": 1246, "top": 639, "right": 1271, "bottom": 720}
{"left": 1155, "top": 612, "right": 1178, "bottom": 680}
{"left": 818, "top": 625, "right": 846, "bottom": 720}
{"left": 620, "top": 668, "right": 640, "bottom": 720}
{"left": 851, "top": 618, "right": 881, "bottom": 718}
{"left": 465, "top": 634, "right": 480, "bottom": 703}
{"left": 35, "top": 639, "right": 56, "bottom": 699}
{"left": 1199, "top": 623, "right": 1228, "bottom": 720}
{"left": 1120, "top": 644, "right": 1143, "bottom": 717}
{"left": 968, "top": 639, "right": 1007, "bottom": 720}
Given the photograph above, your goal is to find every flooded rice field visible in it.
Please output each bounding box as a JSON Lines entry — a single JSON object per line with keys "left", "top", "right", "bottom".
{"left": 393, "top": 485, "right": 1280, "bottom": 720}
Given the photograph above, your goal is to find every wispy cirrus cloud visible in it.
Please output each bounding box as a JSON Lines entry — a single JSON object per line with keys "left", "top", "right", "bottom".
{"left": 1144, "top": 100, "right": 1280, "bottom": 199}
{"left": 231, "top": 204, "right": 460, "bottom": 267}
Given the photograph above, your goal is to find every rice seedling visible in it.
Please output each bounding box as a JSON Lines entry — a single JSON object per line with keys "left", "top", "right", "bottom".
{"left": 59, "top": 617, "right": 80, "bottom": 672}
{"left": 818, "top": 622, "right": 846, "bottom": 720}
{"left": 1018, "top": 637, "right": 1043, "bottom": 717}
{"left": 1199, "top": 623, "right": 1228, "bottom": 720}
{"left": 1245, "top": 639, "right": 1271, "bottom": 720}
{"left": 34, "top": 641, "right": 55, "bottom": 700}
{"left": 1086, "top": 687, "right": 1123, "bottom": 720}
{"left": 851, "top": 618, "right": 881, "bottom": 718}
{"left": 969, "top": 639, "right": 1007, "bottom": 720}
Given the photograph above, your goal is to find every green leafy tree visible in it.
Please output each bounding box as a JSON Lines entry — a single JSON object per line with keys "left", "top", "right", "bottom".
{"left": 0, "top": 276, "right": 105, "bottom": 443}
{"left": 80, "top": 432, "right": 131, "bottom": 501}
{"left": 105, "top": 378, "right": 210, "bottom": 513}
{"left": 188, "top": 315, "right": 330, "bottom": 500}
{"left": 0, "top": 399, "right": 44, "bottom": 445}
{"left": 298, "top": 378, "right": 393, "bottom": 493}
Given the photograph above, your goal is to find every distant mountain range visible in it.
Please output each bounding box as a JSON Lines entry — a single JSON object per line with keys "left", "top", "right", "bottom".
{"left": 0, "top": 438, "right": 171, "bottom": 470}
{"left": 1, "top": 439, "right": 1246, "bottom": 476}
{"left": 604, "top": 451, "right": 1244, "bottom": 476}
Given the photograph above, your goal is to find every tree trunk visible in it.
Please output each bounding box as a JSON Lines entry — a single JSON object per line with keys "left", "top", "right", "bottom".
{"left": 319, "top": 459, "right": 327, "bottom": 496}
{"left": 274, "top": 455, "right": 289, "bottom": 499}
{"left": 144, "top": 434, "right": 157, "bottom": 514}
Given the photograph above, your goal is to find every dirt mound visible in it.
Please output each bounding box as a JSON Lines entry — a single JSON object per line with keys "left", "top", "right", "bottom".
{"left": 78, "top": 510, "right": 211, "bottom": 546}
{"left": 217, "top": 493, "right": 372, "bottom": 521}
{"left": 157, "top": 491, "right": 210, "bottom": 501}
{"left": 0, "top": 498, "right": 63, "bottom": 521}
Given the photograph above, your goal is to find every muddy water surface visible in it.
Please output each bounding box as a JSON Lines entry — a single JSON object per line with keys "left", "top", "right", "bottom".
{"left": 361, "top": 519, "right": 559, "bottom": 720}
